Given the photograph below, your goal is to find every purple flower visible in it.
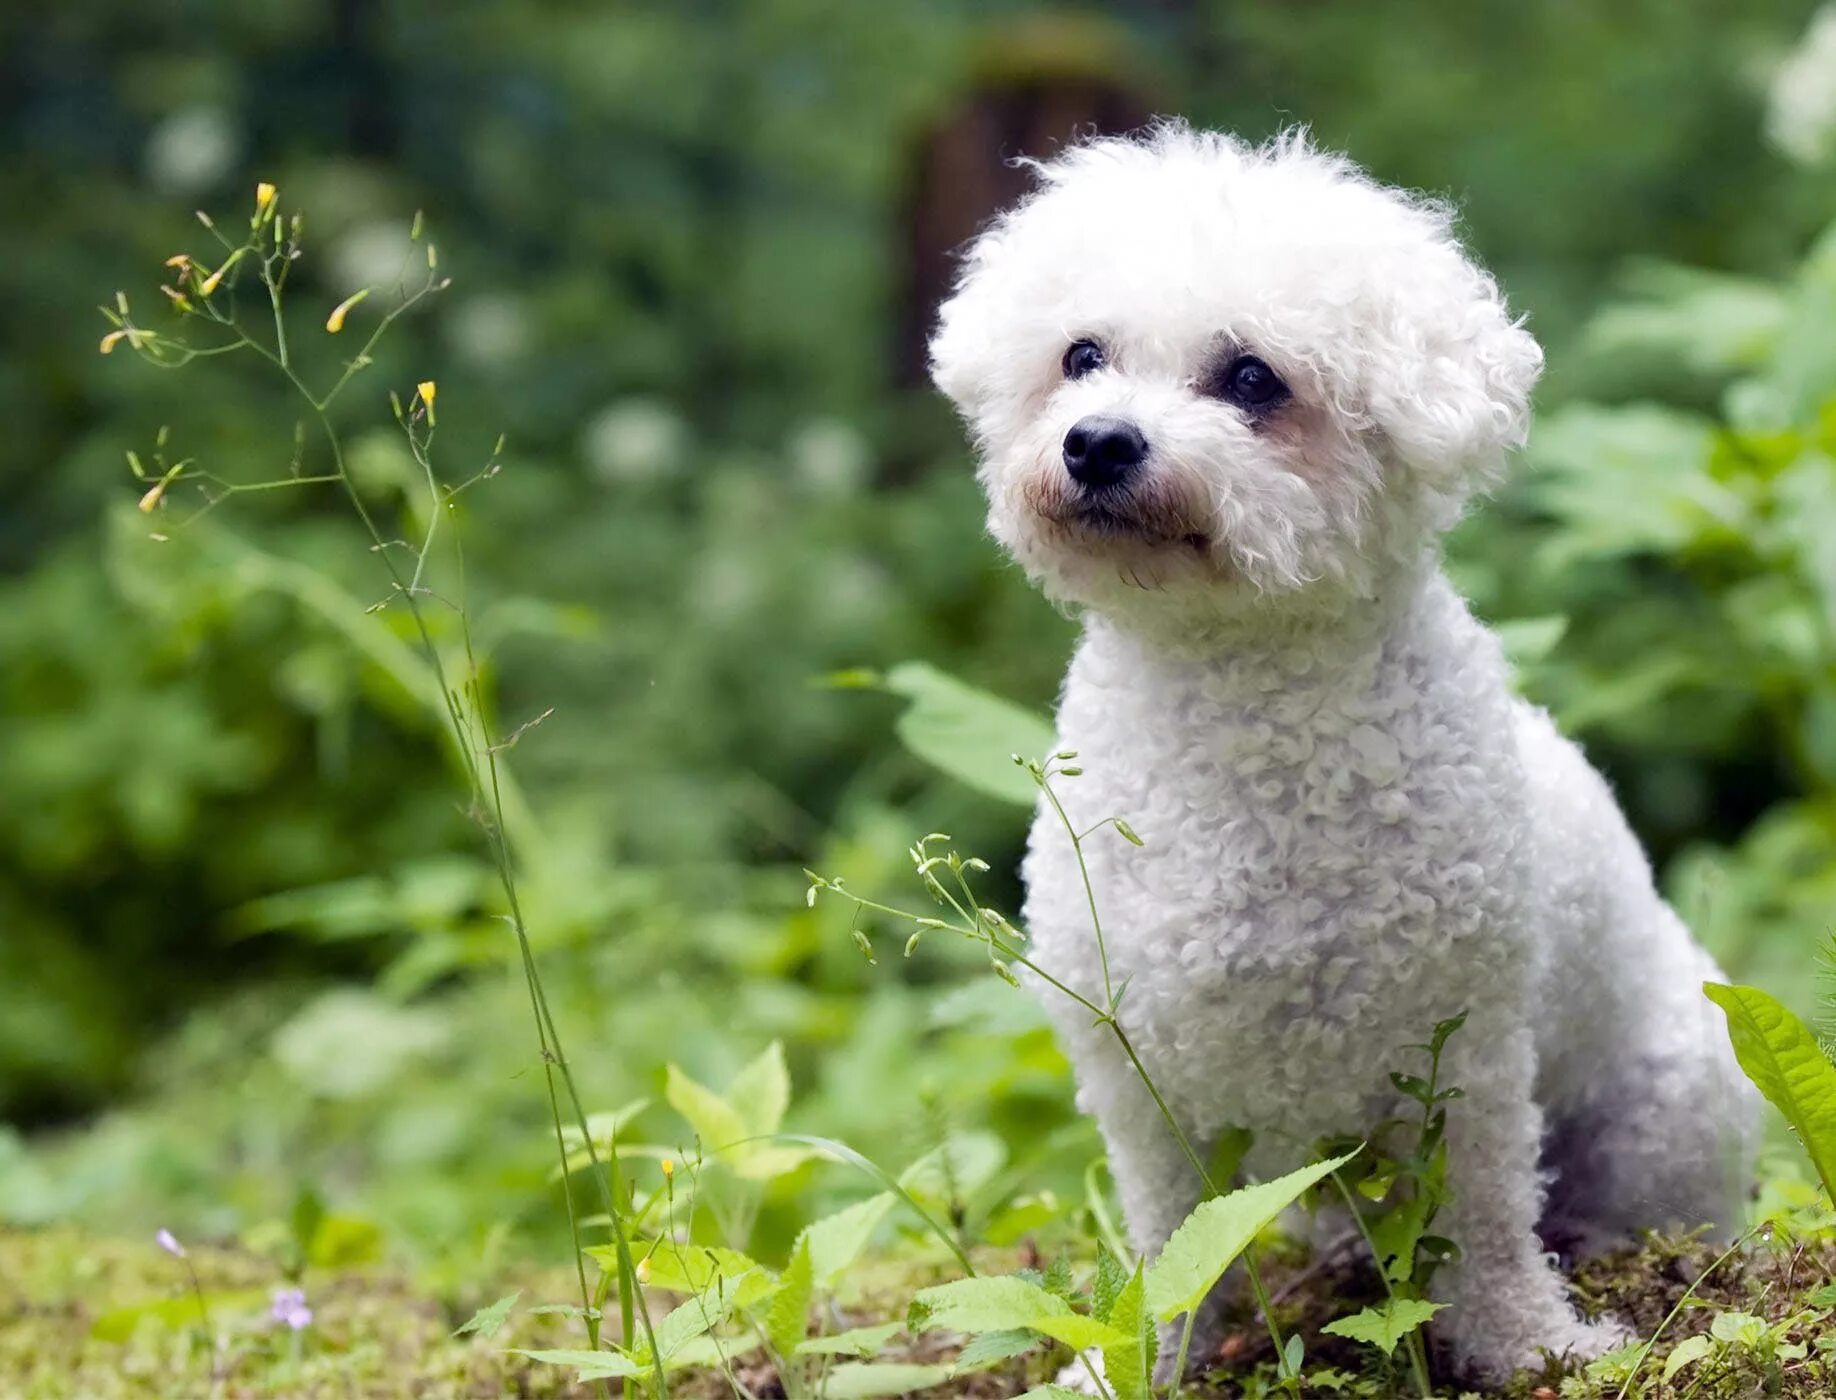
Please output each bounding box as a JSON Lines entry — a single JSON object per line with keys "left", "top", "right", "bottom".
{"left": 155, "top": 1228, "right": 186, "bottom": 1259}
{"left": 270, "top": 1287, "right": 313, "bottom": 1331}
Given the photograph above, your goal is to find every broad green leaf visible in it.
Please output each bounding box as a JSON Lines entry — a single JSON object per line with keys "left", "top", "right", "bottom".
{"left": 822, "top": 1362, "right": 956, "bottom": 1398}
{"left": 1704, "top": 983, "right": 1836, "bottom": 1200}
{"left": 1101, "top": 1262, "right": 1151, "bottom": 1400}
{"left": 799, "top": 1192, "right": 894, "bottom": 1284}
{"left": 1320, "top": 1299, "right": 1446, "bottom": 1356}
{"left": 909, "top": 1275, "right": 1128, "bottom": 1350}
{"left": 515, "top": 1348, "right": 643, "bottom": 1381}
{"left": 884, "top": 661, "right": 1054, "bottom": 806}
{"left": 1145, "top": 1151, "right": 1357, "bottom": 1321}
{"left": 665, "top": 1060, "right": 814, "bottom": 1181}
{"left": 453, "top": 1289, "right": 520, "bottom": 1338}
{"left": 665, "top": 1064, "right": 748, "bottom": 1160}
{"left": 951, "top": 1328, "right": 1038, "bottom": 1371}
{"left": 796, "top": 1322, "right": 904, "bottom": 1358}
{"left": 728, "top": 1041, "right": 791, "bottom": 1137}
{"left": 1662, "top": 1332, "right": 1714, "bottom": 1382}
{"left": 1015, "top": 1387, "right": 1094, "bottom": 1400}
{"left": 767, "top": 1239, "right": 814, "bottom": 1357}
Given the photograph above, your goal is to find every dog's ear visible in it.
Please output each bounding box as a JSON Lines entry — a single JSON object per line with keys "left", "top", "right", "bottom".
{"left": 927, "top": 234, "right": 1006, "bottom": 425}
{"left": 1360, "top": 246, "right": 1544, "bottom": 509}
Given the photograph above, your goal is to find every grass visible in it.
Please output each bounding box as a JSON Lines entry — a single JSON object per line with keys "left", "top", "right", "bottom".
{"left": 7, "top": 1224, "right": 1831, "bottom": 1399}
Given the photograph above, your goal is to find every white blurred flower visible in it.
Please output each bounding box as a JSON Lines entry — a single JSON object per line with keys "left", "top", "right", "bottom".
{"left": 330, "top": 220, "right": 415, "bottom": 295}
{"left": 787, "top": 418, "right": 870, "bottom": 497}
{"left": 145, "top": 106, "right": 241, "bottom": 194}
{"left": 583, "top": 398, "right": 688, "bottom": 485}
{"left": 1768, "top": 6, "right": 1836, "bottom": 165}
{"left": 449, "top": 293, "right": 532, "bottom": 367}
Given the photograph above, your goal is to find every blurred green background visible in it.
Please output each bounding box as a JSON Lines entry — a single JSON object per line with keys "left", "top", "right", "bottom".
{"left": 8, "top": 0, "right": 1836, "bottom": 1278}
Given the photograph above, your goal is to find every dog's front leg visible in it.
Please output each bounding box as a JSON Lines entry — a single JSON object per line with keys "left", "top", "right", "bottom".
{"left": 1057, "top": 1023, "right": 1224, "bottom": 1387}
{"left": 1430, "top": 1016, "right": 1629, "bottom": 1382}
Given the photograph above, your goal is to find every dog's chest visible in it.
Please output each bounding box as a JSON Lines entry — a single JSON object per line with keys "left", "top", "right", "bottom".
{"left": 1021, "top": 594, "right": 1526, "bottom": 1130}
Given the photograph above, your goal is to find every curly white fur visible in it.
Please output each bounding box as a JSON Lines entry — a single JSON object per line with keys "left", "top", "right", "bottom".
{"left": 930, "top": 124, "right": 1757, "bottom": 1384}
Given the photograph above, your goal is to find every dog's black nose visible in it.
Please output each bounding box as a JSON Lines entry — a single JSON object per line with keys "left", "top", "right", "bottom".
{"left": 1062, "top": 415, "right": 1147, "bottom": 488}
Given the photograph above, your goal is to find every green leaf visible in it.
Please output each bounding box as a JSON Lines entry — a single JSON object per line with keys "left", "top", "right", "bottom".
{"left": 665, "top": 1057, "right": 815, "bottom": 1181}
{"left": 796, "top": 1322, "right": 904, "bottom": 1358}
{"left": 799, "top": 1192, "right": 895, "bottom": 1284}
{"left": 1661, "top": 1332, "right": 1714, "bottom": 1382}
{"left": 453, "top": 1289, "right": 520, "bottom": 1339}
{"left": 1145, "top": 1151, "right": 1358, "bottom": 1321}
{"left": 767, "top": 1239, "right": 814, "bottom": 1357}
{"left": 728, "top": 1040, "right": 791, "bottom": 1137}
{"left": 908, "top": 1275, "right": 1128, "bottom": 1350}
{"left": 1320, "top": 1299, "right": 1446, "bottom": 1357}
{"left": 1704, "top": 983, "right": 1836, "bottom": 1200}
{"left": 591, "top": 1241, "right": 774, "bottom": 1307}
{"left": 951, "top": 1328, "right": 1038, "bottom": 1371}
{"left": 1101, "top": 1262, "right": 1151, "bottom": 1400}
{"left": 883, "top": 661, "right": 1055, "bottom": 806}
{"left": 822, "top": 1362, "right": 956, "bottom": 1398}
{"left": 647, "top": 1271, "right": 759, "bottom": 1361}
{"left": 665, "top": 1063, "right": 748, "bottom": 1161}
{"left": 1091, "top": 1247, "right": 1127, "bottom": 1324}
{"left": 515, "top": 1348, "right": 643, "bottom": 1381}
{"left": 1014, "top": 1387, "right": 1095, "bottom": 1400}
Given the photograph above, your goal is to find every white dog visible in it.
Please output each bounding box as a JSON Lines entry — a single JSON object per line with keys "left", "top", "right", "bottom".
{"left": 929, "top": 124, "right": 1757, "bottom": 1384}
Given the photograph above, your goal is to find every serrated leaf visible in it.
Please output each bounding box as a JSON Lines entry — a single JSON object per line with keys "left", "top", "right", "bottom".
{"left": 796, "top": 1322, "right": 904, "bottom": 1358}
{"left": 1320, "top": 1299, "right": 1445, "bottom": 1356}
{"left": 952, "top": 1328, "right": 1038, "bottom": 1371}
{"left": 453, "top": 1289, "right": 520, "bottom": 1338}
{"left": 884, "top": 661, "right": 1055, "bottom": 806}
{"left": 767, "top": 1239, "right": 814, "bottom": 1356}
{"left": 1101, "top": 1262, "right": 1150, "bottom": 1400}
{"left": 822, "top": 1362, "right": 955, "bottom": 1398}
{"left": 800, "top": 1192, "right": 894, "bottom": 1284}
{"left": 1091, "top": 1248, "right": 1127, "bottom": 1323}
{"left": 1145, "top": 1152, "right": 1357, "bottom": 1321}
{"left": 1705, "top": 983, "right": 1836, "bottom": 1200}
{"left": 515, "top": 1348, "right": 643, "bottom": 1381}
{"left": 1661, "top": 1332, "right": 1714, "bottom": 1382}
{"left": 647, "top": 1271, "right": 758, "bottom": 1361}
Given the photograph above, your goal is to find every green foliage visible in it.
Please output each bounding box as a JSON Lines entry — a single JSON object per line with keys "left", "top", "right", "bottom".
{"left": 1143, "top": 1154, "right": 1357, "bottom": 1324}
{"left": 1705, "top": 983, "right": 1836, "bottom": 1202}
{"left": 1319, "top": 1299, "right": 1447, "bottom": 1359}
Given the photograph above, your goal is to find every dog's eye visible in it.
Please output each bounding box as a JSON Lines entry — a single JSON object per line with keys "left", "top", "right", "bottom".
{"left": 1219, "top": 355, "right": 1289, "bottom": 409}
{"left": 1062, "top": 340, "right": 1106, "bottom": 380}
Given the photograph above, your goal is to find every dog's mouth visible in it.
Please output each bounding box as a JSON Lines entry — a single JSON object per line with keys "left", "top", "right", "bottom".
{"left": 1033, "top": 491, "right": 1214, "bottom": 556}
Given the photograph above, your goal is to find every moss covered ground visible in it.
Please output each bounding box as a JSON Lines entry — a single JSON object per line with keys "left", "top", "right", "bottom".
{"left": 3, "top": 1226, "right": 1830, "bottom": 1399}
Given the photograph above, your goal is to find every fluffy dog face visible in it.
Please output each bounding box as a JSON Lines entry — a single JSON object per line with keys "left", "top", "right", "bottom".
{"left": 930, "top": 126, "right": 1544, "bottom": 625}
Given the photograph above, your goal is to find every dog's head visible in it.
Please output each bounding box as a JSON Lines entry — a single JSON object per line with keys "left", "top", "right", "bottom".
{"left": 929, "top": 125, "right": 1542, "bottom": 629}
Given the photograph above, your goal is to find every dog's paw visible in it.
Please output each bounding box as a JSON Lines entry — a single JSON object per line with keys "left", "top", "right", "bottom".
{"left": 1452, "top": 1313, "right": 1634, "bottom": 1384}
{"left": 1054, "top": 1350, "right": 1106, "bottom": 1395}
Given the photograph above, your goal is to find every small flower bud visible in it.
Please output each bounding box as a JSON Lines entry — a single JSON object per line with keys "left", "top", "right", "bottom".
{"left": 325, "top": 288, "right": 370, "bottom": 333}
